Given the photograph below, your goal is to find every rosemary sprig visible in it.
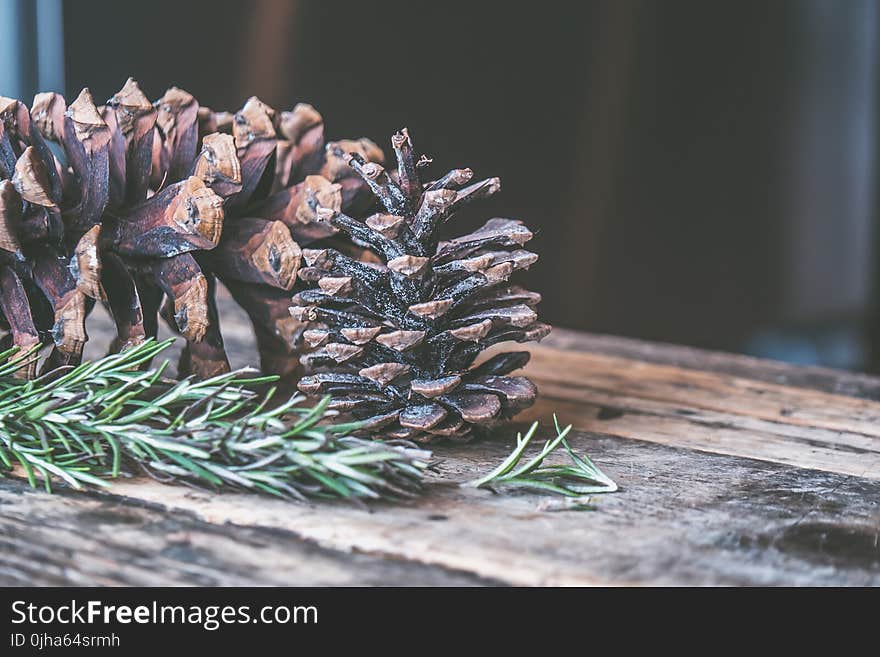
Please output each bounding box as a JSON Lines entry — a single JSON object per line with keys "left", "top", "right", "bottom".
{"left": 467, "top": 416, "right": 618, "bottom": 505}
{"left": 0, "top": 339, "right": 430, "bottom": 502}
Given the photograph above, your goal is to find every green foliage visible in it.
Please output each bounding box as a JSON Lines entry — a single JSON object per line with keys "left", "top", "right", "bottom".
{"left": 0, "top": 339, "right": 430, "bottom": 502}
{"left": 468, "top": 416, "right": 617, "bottom": 506}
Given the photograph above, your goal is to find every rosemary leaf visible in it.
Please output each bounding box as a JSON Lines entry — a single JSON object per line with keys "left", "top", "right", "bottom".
{"left": 467, "top": 416, "right": 618, "bottom": 505}
{"left": 0, "top": 339, "right": 428, "bottom": 503}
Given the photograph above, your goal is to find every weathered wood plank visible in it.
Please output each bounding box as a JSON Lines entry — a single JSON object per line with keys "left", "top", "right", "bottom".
{"left": 524, "top": 394, "right": 880, "bottom": 481}
{"left": 504, "top": 344, "right": 880, "bottom": 480}
{"left": 45, "top": 284, "right": 878, "bottom": 586}
{"left": 545, "top": 329, "right": 880, "bottom": 401}
{"left": 0, "top": 479, "right": 496, "bottom": 586}
{"left": 517, "top": 344, "right": 880, "bottom": 437}
{"left": 29, "top": 427, "right": 875, "bottom": 587}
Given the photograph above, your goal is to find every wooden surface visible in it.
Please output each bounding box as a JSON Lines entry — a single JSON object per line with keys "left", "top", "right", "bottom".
{"left": 2, "top": 288, "right": 879, "bottom": 586}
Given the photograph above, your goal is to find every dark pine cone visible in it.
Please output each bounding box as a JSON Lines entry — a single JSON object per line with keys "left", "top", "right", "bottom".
{"left": 293, "top": 129, "right": 551, "bottom": 442}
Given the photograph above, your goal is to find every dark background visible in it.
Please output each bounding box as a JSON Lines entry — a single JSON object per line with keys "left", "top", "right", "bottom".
{"left": 6, "top": 0, "right": 880, "bottom": 372}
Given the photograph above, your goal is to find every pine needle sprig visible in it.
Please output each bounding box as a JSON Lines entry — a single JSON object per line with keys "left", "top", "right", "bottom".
{"left": 0, "top": 339, "right": 431, "bottom": 502}
{"left": 467, "top": 416, "right": 617, "bottom": 506}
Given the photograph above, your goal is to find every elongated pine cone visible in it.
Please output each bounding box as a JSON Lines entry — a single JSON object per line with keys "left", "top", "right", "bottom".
{"left": 294, "top": 129, "right": 551, "bottom": 441}
{"left": 0, "top": 78, "right": 382, "bottom": 380}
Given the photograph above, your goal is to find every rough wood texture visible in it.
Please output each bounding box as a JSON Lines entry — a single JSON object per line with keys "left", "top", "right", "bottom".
{"left": 0, "top": 480, "right": 493, "bottom": 586}
{"left": 2, "top": 293, "right": 878, "bottom": 586}
{"left": 73, "top": 432, "right": 880, "bottom": 586}
{"left": 510, "top": 330, "right": 880, "bottom": 480}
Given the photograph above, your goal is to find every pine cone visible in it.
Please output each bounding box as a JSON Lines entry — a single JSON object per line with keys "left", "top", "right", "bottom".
{"left": 0, "top": 79, "right": 382, "bottom": 380}
{"left": 294, "top": 129, "right": 550, "bottom": 442}
{"left": 152, "top": 90, "right": 383, "bottom": 380}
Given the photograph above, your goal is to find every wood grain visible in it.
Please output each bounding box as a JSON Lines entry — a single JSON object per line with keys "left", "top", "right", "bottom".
{"left": 0, "top": 479, "right": 494, "bottom": 586}
{"left": 544, "top": 328, "right": 880, "bottom": 401}
{"left": 4, "top": 285, "right": 874, "bottom": 586}
{"left": 4, "top": 428, "right": 877, "bottom": 586}
{"left": 511, "top": 345, "right": 880, "bottom": 480}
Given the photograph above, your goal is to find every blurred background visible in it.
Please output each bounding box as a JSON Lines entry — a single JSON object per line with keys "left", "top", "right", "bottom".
{"left": 2, "top": 0, "right": 878, "bottom": 373}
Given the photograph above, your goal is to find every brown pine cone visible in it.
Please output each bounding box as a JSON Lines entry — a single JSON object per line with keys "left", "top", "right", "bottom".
{"left": 0, "top": 78, "right": 383, "bottom": 381}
